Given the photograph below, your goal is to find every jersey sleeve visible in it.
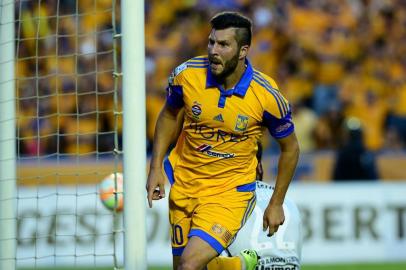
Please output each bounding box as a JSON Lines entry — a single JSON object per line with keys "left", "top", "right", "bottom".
{"left": 166, "top": 63, "right": 187, "bottom": 109}
{"left": 261, "top": 81, "right": 294, "bottom": 139}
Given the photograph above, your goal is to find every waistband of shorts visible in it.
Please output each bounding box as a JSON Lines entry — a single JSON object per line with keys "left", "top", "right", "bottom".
{"left": 236, "top": 181, "right": 256, "bottom": 192}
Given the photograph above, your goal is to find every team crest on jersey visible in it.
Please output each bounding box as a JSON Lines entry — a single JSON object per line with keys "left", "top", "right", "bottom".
{"left": 234, "top": 114, "right": 249, "bottom": 132}
{"left": 191, "top": 101, "right": 202, "bottom": 120}
{"left": 211, "top": 224, "right": 224, "bottom": 235}
{"left": 211, "top": 223, "right": 233, "bottom": 243}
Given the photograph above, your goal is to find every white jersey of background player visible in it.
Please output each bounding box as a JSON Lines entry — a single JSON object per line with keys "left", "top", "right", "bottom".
{"left": 227, "top": 144, "right": 302, "bottom": 270}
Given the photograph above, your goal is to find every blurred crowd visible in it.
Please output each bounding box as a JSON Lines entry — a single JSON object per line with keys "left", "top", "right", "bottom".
{"left": 15, "top": 0, "right": 406, "bottom": 159}
{"left": 145, "top": 0, "right": 406, "bottom": 154}
{"left": 15, "top": 0, "right": 120, "bottom": 157}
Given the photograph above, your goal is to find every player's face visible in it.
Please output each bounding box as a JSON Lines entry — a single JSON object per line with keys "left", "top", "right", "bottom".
{"left": 208, "top": 28, "right": 240, "bottom": 79}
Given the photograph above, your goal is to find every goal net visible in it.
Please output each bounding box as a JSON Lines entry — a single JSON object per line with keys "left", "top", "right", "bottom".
{"left": 1, "top": 0, "right": 124, "bottom": 268}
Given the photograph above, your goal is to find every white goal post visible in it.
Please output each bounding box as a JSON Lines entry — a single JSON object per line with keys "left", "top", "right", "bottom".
{"left": 121, "top": 0, "right": 147, "bottom": 269}
{"left": 0, "top": 0, "right": 148, "bottom": 269}
{"left": 0, "top": 1, "right": 17, "bottom": 270}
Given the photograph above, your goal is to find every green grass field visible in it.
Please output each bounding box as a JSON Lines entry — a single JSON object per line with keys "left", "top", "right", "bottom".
{"left": 18, "top": 262, "right": 406, "bottom": 270}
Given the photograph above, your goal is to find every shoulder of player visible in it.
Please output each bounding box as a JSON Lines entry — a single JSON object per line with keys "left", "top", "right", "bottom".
{"left": 170, "top": 56, "right": 208, "bottom": 79}
{"left": 251, "top": 69, "right": 290, "bottom": 117}
{"left": 251, "top": 69, "right": 280, "bottom": 94}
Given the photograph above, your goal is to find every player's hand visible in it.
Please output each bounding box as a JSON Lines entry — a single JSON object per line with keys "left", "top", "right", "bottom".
{"left": 263, "top": 203, "right": 285, "bottom": 237}
{"left": 146, "top": 167, "right": 166, "bottom": 208}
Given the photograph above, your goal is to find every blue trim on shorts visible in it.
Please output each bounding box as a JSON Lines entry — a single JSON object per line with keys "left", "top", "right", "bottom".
{"left": 241, "top": 193, "right": 256, "bottom": 226}
{"left": 172, "top": 246, "right": 185, "bottom": 256}
{"left": 188, "top": 229, "right": 224, "bottom": 254}
{"left": 163, "top": 158, "right": 175, "bottom": 185}
{"left": 236, "top": 182, "right": 256, "bottom": 192}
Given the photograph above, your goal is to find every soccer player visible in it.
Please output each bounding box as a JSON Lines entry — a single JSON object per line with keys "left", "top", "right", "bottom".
{"left": 227, "top": 143, "right": 302, "bottom": 269}
{"left": 146, "top": 11, "right": 300, "bottom": 270}
{"left": 227, "top": 181, "right": 302, "bottom": 270}
{"left": 209, "top": 181, "right": 302, "bottom": 270}
{"left": 207, "top": 143, "right": 302, "bottom": 270}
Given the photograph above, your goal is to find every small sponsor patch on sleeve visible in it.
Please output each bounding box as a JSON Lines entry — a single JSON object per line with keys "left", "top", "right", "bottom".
{"left": 275, "top": 122, "right": 292, "bottom": 133}
{"left": 168, "top": 63, "right": 187, "bottom": 85}
{"left": 174, "top": 63, "right": 187, "bottom": 76}
{"left": 263, "top": 110, "right": 295, "bottom": 139}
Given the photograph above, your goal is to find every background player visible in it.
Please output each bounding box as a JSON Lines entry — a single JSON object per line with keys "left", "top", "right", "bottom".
{"left": 227, "top": 142, "right": 302, "bottom": 269}
{"left": 207, "top": 142, "right": 302, "bottom": 270}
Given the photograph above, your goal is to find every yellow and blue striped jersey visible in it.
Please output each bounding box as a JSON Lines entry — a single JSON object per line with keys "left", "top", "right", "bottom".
{"left": 164, "top": 56, "right": 294, "bottom": 197}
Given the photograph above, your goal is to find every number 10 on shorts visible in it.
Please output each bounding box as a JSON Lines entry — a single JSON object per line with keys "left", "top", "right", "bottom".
{"left": 171, "top": 224, "right": 184, "bottom": 245}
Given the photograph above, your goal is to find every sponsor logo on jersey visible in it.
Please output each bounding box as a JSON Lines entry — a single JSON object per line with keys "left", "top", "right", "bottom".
{"left": 196, "top": 144, "right": 235, "bottom": 158}
{"left": 275, "top": 122, "right": 292, "bottom": 133}
{"left": 263, "top": 256, "right": 299, "bottom": 264}
{"left": 257, "top": 256, "right": 300, "bottom": 270}
{"left": 213, "top": 114, "right": 224, "bottom": 122}
{"left": 174, "top": 63, "right": 187, "bottom": 76}
{"left": 196, "top": 144, "right": 212, "bottom": 152}
{"left": 256, "top": 265, "right": 298, "bottom": 270}
{"left": 256, "top": 182, "right": 274, "bottom": 190}
{"left": 191, "top": 101, "right": 202, "bottom": 119}
{"left": 189, "top": 122, "right": 249, "bottom": 143}
{"left": 168, "top": 63, "right": 187, "bottom": 86}
{"left": 205, "top": 150, "right": 235, "bottom": 159}
{"left": 235, "top": 114, "right": 249, "bottom": 132}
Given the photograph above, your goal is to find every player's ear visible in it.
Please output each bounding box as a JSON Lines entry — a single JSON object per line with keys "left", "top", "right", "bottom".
{"left": 239, "top": 45, "right": 249, "bottom": 59}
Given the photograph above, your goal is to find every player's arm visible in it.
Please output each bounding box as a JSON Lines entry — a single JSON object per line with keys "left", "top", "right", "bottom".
{"left": 261, "top": 83, "right": 300, "bottom": 236}
{"left": 146, "top": 103, "right": 182, "bottom": 207}
{"left": 146, "top": 71, "right": 185, "bottom": 207}
{"left": 263, "top": 132, "right": 299, "bottom": 235}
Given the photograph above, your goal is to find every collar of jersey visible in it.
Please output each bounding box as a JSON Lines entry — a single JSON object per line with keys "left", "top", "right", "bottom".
{"left": 205, "top": 58, "right": 253, "bottom": 97}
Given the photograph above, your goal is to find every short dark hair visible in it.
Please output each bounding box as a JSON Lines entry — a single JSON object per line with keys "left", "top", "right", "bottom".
{"left": 210, "top": 11, "right": 252, "bottom": 47}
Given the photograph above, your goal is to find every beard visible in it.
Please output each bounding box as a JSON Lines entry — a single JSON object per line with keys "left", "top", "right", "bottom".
{"left": 209, "top": 51, "right": 240, "bottom": 81}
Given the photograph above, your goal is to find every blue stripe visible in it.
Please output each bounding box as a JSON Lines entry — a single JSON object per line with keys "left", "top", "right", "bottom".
{"left": 241, "top": 194, "right": 255, "bottom": 226}
{"left": 236, "top": 182, "right": 256, "bottom": 192}
{"left": 218, "top": 95, "right": 226, "bottom": 108}
{"left": 241, "top": 193, "right": 256, "bottom": 226}
{"left": 172, "top": 246, "right": 185, "bottom": 256}
{"left": 253, "top": 72, "right": 288, "bottom": 116}
{"left": 241, "top": 197, "right": 251, "bottom": 225}
{"left": 187, "top": 61, "right": 209, "bottom": 65}
{"left": 186, "top": 64, "right": 208, "bottom": 68}
{"left": 248, "top": 196, "right": 256, "bottom": 217}
{"left": 188, "top": 229, "right": 224, "bottom": 254}
{"left": 253, "top": 74, "right": 284, "bottom": 110}
{"left": 253, "top": 77, "right": 284, "bottom": 117}
{"left": 192, "top": 57, "right": 208, "bottom": 61}
{"left": 163, "top": 158, "right": 175, "bottom": 185}
{"left": 253, "top": 73, "right": 288, "bottom": 114}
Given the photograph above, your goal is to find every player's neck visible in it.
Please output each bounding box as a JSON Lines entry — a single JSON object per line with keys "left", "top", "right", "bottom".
{"left": 222, "top": 59, "right": 246, "bottom": 90}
